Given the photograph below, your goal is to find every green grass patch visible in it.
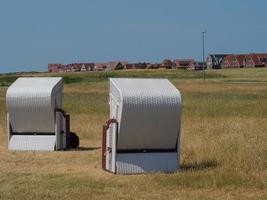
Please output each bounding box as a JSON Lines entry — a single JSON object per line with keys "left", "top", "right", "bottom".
{"left": 0, "top": 75, "right": 18, "bottom": 86}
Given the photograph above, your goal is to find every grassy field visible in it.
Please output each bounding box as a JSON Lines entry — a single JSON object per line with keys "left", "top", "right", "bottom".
{"left": 0, "top": 68, "right": 266, "bottom": 200}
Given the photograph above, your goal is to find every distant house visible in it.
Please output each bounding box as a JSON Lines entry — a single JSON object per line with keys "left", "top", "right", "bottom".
{"left": 72, "top": 63, "right": 82, "bottom": 72}
{"left": 114, "top": 62, "right": 125, "bottom": 70}
{"left": 134, "top": 63, "right": 147, "bottom": 69}
{"left": 125, "top": 63, "right": 135, "bottom": 70}
{"left": 243, "top": 54, "right": 254, "bottom": 67}
{"left": 115, "top": 61, "right": 128, "bottom": 70}
{"left": 235, "top": 55, "right": 246, "bottom": 68}
{"left": 206, "top": 54, "right": 227, "bottom": 69}
{"left": 221, "top": 55, "right": 240, "bottom": 68}
{"left": 105, "top": 61, "right": 128, "bottom": 70}
{"left": 118, "top": 61, "right": 128, "bottom": 69}
{"left": 147, "top": 63, "right": 160, "bottom": 69}
{"left": 243, "top": 54, "right": 263, "bottom": 68}
{"left": 220, "top": 53, "right": 267, "bottom": 68}
{"left": 174, "top": 59, "right": 195, "bottom": 70}
{"left": 65, "top": 65, "right": 72, "bottom": 72}
{"left": 81, "top": 64, "right": 86, "bottom": 71}
{"left": 160, "top": 59, "right": 173, "bottom": 69}
{"left": 257, "top": 53, "right": 267, "bottom": 66}
{"left": 81, "top": 63, "right": 95, "bottom": 71}
{"left": 94, "top": 63, "right": 108, "bottom": 71}
{"left": 106, "top": 62, "right": 117, "bottom": 71}
{"left": 87, "top": 63, "right": 95, "bottom": 71}
{"left": 247, "top": 53, "right": 267, "bottom": 67}
{"left": 70, "top": 64, "right": 76, "bottom": 72}
{"left": 48, "top": 63, "right": 95, "bottom": 72}
{"left": 48, "top": 64, "right": 64, "bottom": 73}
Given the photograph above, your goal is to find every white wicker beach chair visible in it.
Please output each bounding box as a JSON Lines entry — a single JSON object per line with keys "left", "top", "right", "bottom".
{"left": 6, "top": 77, "right": 71, "bottom": 151}
{"left": 102, "top": 78, "right": 182, "bottom": 174}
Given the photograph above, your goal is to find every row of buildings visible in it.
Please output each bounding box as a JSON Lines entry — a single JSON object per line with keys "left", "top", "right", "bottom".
{"left": 207, "top": 53, "right": 267, "bottom": 69}
{"left": 48, "top": 59, "right": 204, "bottom": 73}
{"left": 48, "top": 53, "right": 267, "bottom": 73}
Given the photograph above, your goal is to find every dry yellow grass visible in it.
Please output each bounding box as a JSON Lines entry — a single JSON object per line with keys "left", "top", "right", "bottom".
{"left": 0, "top": 68, "right": 266, "bottom": 199}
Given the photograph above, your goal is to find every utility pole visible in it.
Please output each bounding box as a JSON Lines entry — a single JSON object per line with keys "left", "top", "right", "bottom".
{"left": 202, "top": 31, "right": 207, "bottom": 80}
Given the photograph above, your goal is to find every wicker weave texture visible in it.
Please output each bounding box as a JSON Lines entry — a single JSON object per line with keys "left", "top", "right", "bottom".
{"left": 109, "top": 78, "right": 181, "bottom": 150}
{"left": 6, "top": 77, "right": 63, "bottom": 133}
{"left": 116, "top": 152, "right": 179, "bottom": 174}
{"left": 8, "top": 135, "right": 56, "bottom": 151}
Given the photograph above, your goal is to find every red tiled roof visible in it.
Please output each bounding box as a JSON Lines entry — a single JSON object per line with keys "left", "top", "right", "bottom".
{"left": 226, "top": 54, "right": 235, "bottom": 63}
{"left": 174, "top": 59, "right": 195, "bottom": 65}
{"left": 250, "top": 54, "right": 263, "bottom": 66}
{"left": 254, "top": 53, "right": 267, "bottom": 65}
{"left": 255, "top": 53, "right": 267, "bottom": 58}
{"left": 225, "top": 54, "right": 239, "bottom": 67}
{"left": 174, "top": 59, "right": 195, "bottom": 69}
{"left": 160, "top": 59, "right": 173, "bottom": 68}
{"left": 236, "top": 55, "right": 245, "bottom": 67}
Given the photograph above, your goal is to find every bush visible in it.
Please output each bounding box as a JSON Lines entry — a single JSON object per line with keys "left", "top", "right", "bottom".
{"left": 0, "top": 76, "right": 18, "bottom": 86}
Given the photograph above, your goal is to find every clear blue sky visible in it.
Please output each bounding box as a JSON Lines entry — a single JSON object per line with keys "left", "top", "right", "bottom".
{"left": 0, "top": 0, "right": 266, "bottom": 73}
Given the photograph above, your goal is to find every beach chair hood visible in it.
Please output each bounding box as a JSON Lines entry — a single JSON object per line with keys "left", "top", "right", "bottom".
{"left": 6, "top": 77, "right": 63, "bottom": 133}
